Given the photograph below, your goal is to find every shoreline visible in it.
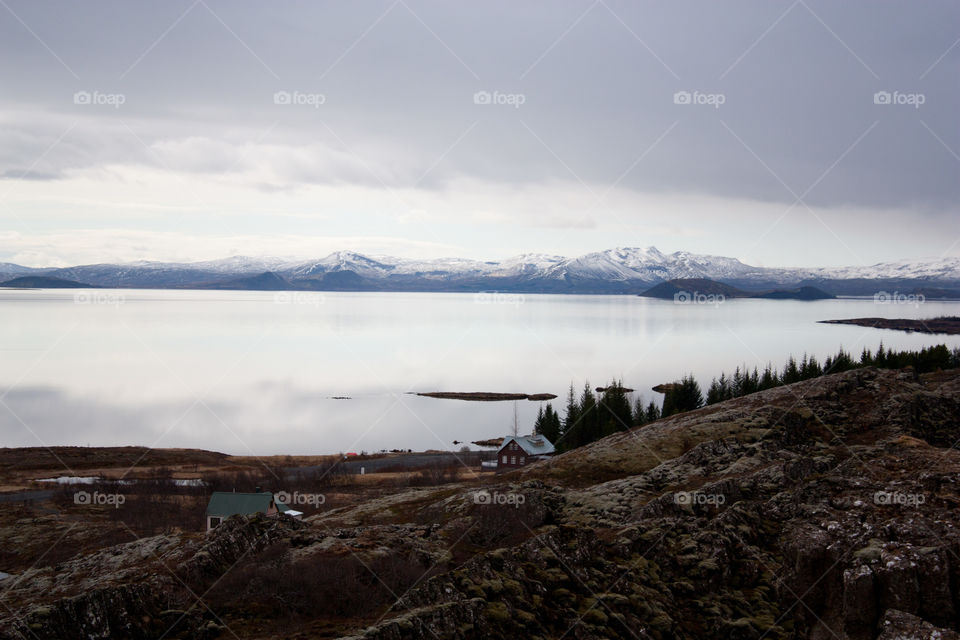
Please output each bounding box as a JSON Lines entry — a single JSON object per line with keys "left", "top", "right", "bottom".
{"left": 819, "top": 316, "right": 960, "bottom": 335}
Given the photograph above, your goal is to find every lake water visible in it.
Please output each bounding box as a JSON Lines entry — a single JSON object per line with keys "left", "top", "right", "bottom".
{"left": 1, "top": 289, "right": 958, "bottom": 455}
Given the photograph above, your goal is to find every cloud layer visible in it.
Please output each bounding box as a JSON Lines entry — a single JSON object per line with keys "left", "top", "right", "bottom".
{"left": 0, "top": 0, "right": 958, "bottom": 266}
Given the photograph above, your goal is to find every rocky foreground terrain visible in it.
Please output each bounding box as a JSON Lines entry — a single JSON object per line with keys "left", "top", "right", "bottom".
{"left": 3, "top": 366, "right": 960, "bottom": 639}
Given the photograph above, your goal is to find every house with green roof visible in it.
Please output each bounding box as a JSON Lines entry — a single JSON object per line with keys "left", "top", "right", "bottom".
{"left": 205, "top": 490, "right": 300, "bottom": 531}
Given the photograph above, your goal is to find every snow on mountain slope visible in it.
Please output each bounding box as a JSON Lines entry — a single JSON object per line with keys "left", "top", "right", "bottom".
{"left": 188, "top": 256, "right": 302, "bottom": 274}
{"left": 556, "top": 248, "right": 666, "bottom": 281}
{"left": 285, "top": 252, "right": 566, "bottom": 281}
{"left": 544, "top": 247, "right": 761, "bottom": 282}
{"left": 288, "top": 251, "right": 400, "bottom": 278}
{"left": 803, "top": 257, "right": 960, "bottom": 281}
{"left": 491, "top": 253, "right": 568, "bottom": 278}
{"left": 4, "top": 248, "right": 958, "bottom": 289}
{"left": 0, "top": 263, "right": 42, "bottom": 276}
{"left": 377, "top": 256, "right": 496, "bottom": 279}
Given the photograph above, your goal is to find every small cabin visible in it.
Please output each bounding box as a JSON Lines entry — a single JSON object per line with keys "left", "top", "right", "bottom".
{"left": 497, "top": 434, "right": 555, "bottom": 470}
{"left": 205, "top": 490, "right": 301, "bottom": 532}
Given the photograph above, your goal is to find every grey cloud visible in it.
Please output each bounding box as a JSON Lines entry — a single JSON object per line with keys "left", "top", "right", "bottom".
{"left": 0, "top": 0, "right": 956, "bottom": 210}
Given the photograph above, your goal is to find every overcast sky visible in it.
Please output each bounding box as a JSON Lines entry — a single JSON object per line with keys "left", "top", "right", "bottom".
{"left": 0, "top": 0, "right": 957, "bottom": 268}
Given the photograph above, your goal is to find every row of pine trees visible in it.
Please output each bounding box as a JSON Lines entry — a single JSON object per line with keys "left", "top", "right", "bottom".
{"left": 704, "top": 343, "right": 960, "bottom": 405}
{"left": 532, "top": 342, "right": 960, "bottom": 454}
{"left": 532, "top": 375, "right": 704, "bottom": 454}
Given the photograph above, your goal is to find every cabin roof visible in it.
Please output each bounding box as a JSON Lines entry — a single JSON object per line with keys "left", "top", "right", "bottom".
{"left": 206, "top": 491, "right": 289, "bottom": 517}
{"left": 500, "top": 434, "right": 555, "bottom": 456}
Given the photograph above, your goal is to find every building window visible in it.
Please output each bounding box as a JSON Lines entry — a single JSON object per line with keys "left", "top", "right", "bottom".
{"left": 511, "top": 456, "right": 516, "bottom": 464}
{"left": 502, "top": 455, "right": 507, "bottom": 463}
{"left": 209, "top": 517, "right": 221, "bottom": 528}
{"left": 519, "top": 457, "right": 525, "bottom": 465}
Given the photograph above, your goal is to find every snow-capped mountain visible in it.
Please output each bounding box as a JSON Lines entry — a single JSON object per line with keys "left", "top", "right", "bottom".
{"left": 0, "top": 262, "right": 42, "bottom": 276}
{"left": 3, "top": 247, "right": 959, "bottom": 294}
{"left": 802, "top": 257, "right": 960, "bottom": 282}
{"left": 289, "top": 251, "right": 398, "bottom": 279}
{"left": 187, "top": 256, "right": 303, "bottom": 274}
{"left": 544, "top": 247, "right": 765, "bottom": 283}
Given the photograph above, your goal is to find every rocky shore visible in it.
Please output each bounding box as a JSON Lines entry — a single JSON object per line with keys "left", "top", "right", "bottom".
{"left": 820, "top": 316, "right": 960, "bottom": 335}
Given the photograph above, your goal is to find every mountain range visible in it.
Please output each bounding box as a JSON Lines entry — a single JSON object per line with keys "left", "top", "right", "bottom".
{"left": 2, "top": 247, "right": 959, "bottom": 296}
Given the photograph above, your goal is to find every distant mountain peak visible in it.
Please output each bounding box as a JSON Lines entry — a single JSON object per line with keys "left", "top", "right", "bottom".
{"left": 1, "top": 248, "right": 958, "bottom": 294}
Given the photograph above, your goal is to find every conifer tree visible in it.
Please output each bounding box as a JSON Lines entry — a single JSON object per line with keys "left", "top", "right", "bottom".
{"left": 578, "top": 382, "right": 600, "bottom": 446}
{"left": 662, "top": 374, "right": 703, "bottom": 417}
{"left": 538, "top": 404, "right": 561, "bottom": 443}
{"left": 645, "top": 401, "right": 660, "bottom": 423}
{"left": 706, "top": 377, "right": 723, "bottom": 405}
{"left": 600, "top": 379, "right": 633, "bottom": 436}
{"left": 558, "top": 383, "right": 581, "bottom": 452}
{"left": 782, "top": 356, "right": 801, "bottom": 385}
{"left": 633, "top": 395, "right": 647, "bottom": 425}
{"left": 760, "top": 363, "right": 778, "bottom": 390}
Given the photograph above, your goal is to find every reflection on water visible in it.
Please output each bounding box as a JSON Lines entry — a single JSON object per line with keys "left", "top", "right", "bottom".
{"left": 1, "top": 289, "right": 958, "bottom": 454}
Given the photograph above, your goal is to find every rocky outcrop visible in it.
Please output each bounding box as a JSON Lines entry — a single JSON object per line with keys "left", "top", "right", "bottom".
{"left": 0, "top": 514, "right": 302, "bottom": 640}
{"left": 876, "top": 609, "right": 960, "bottom": 640}
{"left": 344, "top": 369, "right": 960, "bottom": 639}
{"left": 7, "top": 584, "right": 170, "bottom": 640}
{"left": 3, "top": 367, "right": 960, "bottom": 639}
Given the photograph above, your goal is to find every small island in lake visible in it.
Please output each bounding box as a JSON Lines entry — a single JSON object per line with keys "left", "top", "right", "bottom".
{"left": 819, "top": 316, "right": 960, "bottom": 335}
{"left": 639, "top": 278, "right": 835, "bottom": 301}
{"left": 417, "top": 391, "right": 557, "bottom": 401}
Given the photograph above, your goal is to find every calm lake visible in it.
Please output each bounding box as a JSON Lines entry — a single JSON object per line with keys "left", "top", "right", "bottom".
{"left": 1, "top": 289, "right": 959, "bottom": 455}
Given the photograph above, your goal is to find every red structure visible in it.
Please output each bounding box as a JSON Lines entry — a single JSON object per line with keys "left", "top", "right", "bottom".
{"left": 496, "top": 434, "right": 555, "bottom": 470}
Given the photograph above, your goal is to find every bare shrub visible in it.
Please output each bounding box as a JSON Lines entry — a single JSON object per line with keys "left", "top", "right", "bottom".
{"left": 206, "top": 543, "right": 431, "bottom": 622}
{"left": 467, "top": 500, "right": 545, "bottom": 548}
{"left": 409, "top": 463, "right": 459, "bottom": 486}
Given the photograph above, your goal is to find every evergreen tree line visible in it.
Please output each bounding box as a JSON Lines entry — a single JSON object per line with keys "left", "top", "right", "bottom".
{"left": 533, "top": 343, "right": 960, "bottom": 453}
{"left": 534, "top": 377, "right": 701, "bottom": 454}
{"left": 705, "top": 343, "right": 960, "bottom": 405}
